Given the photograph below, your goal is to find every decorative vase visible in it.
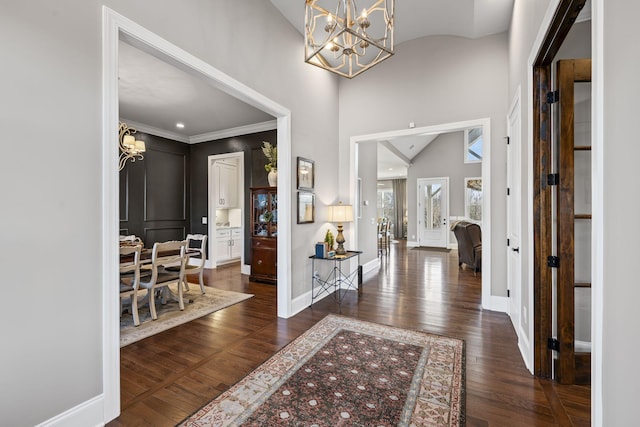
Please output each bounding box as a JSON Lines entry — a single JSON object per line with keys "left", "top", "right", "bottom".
{"left": 268, "top": 169, "right": 277, "bottom": 186}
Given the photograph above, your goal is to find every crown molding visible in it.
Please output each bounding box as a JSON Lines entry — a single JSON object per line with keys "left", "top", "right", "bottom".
{"left": 119, "top": 118, "right": 190, "bottom": 143}
{"left": 189, "top": 120, "right": 277, "bottom": 144}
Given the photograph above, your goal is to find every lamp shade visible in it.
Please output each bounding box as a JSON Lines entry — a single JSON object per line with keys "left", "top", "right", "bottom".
{"left": 328, "top": 203, "right": 354, "bottom": 223}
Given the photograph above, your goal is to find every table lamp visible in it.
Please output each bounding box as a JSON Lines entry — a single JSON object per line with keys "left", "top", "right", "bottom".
{"left": 328, "top": 202, "right": 354, "bottom": 255}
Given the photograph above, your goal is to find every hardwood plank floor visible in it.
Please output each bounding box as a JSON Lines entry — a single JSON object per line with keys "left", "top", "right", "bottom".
{"left": 109, "top": 241, "right": 590, "bottom": 426}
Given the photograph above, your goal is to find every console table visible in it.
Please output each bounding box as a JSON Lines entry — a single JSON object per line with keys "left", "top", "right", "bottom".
{"left": 309, "top": 250, "right": 362, "bottom": 306}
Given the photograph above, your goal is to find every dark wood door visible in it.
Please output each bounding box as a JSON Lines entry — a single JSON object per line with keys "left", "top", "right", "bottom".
{"left": 555, "top": 58, "right": 591, "bottom": 385}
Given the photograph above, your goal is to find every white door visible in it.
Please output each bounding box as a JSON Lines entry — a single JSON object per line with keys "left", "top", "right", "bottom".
{"left": 507, "top": 94, "right": 522, "bottom": 333}
{"left": 417, "top": 177, "right": 449, "bottom": 248}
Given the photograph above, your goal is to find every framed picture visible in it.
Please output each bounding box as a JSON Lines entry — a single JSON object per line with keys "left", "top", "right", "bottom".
{"left": 297, "top": 157, "right": 315, "bottom": 190}
{"left": 297, "top": 191, "right": 315, "bottom": 224}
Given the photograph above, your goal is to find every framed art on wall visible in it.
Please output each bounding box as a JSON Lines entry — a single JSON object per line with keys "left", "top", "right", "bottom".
{"left": 297, "top": 157, "right": 314, "bottom": 191}
{"left": 297, "top": 191, "right": 315, "bottom": 224}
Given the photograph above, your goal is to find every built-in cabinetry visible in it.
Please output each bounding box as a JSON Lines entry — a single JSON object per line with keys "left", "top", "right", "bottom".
{"left": 214, "top": 160, "right": 237, "bottom": 208}
{"left": 215, "top": 227, "right": 241, "bottom": 264}
{"left": 249, "top": 187, "right": 277, "bottom": 284}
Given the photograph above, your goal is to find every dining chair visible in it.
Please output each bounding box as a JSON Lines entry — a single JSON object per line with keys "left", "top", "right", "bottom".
{"left": 166, "top": 234, "right": 208, "bottom": 294}
{"left": 139, "top": 240, "right": 188, "bottom": 321}
{"left": 119, "top": 243, "right": 143, "bottom": 326}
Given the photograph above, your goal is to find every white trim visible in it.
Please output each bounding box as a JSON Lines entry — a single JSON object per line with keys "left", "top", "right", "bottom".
{"left": 36, "top": 394, "right": 104, "bottom": 427}
{"left": 517, "top": 327, "right": 533, "bottom": 372}
{"left": 406, "top": 240, "right": 419, "bottom": 247}
{"left": 361, "top": 257, "right": 380, "bottom": 276}
{"left": 349, "top": 118, "right": 492, "bottom": 310}
{"left": 102, "top": 7, "right": 292, "bottom": 423}
{"left": 591, "top": 0, "right": 604, "bottom": 424}
{"left": 489, "top": 296, "right": 509, "bottom": 313}
{"left": 207, "top": 152, "right": 245, "bottom": 270}
{"left": 524, "top": 0, "right": 561, "bottom": 378}
{"left": 190, "top": 120, "right": 277, "bottom": 144}
{"left": 119, "top": 118, "right": 278, "bottom": 145}
{"left": 291, "top": 290, "right": 313, "bottom": 315}
{"left": 120, "top": 117, "right": 190, "bottom": 143}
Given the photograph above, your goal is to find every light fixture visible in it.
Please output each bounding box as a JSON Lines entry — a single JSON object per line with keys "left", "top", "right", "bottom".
{"left": 328, "top": 202, "right": 354, "bottom": 255}
{"left": 176, "top": 122, "right": 185, "bottom": 128}
{"left": 305, "top": 0, "right": 394, "bottom": 78}
{"left": 118, "top": 122, "right": 146, "bottom": 171}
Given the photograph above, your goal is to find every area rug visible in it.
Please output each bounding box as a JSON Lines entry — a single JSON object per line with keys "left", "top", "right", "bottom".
{"left": 179, "top": 314, "right": 465, "bottom": 426}
{"left": 120, "top": 284, "right": 253, "bottom": 347}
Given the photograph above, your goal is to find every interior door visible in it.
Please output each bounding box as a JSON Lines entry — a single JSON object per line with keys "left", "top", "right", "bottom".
{"left": 417, "top": 177, "right": 449, "bottom": 248}
{"left": 507, "top": 94, "right": 522, "bottom": 333}
{"left": 553, "top": 59, "right": 592, "bottom": 385}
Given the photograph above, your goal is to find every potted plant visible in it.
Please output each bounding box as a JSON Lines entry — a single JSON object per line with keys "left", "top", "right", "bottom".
{"left": 262, "top": 141, "right": 277, "bottom": 186}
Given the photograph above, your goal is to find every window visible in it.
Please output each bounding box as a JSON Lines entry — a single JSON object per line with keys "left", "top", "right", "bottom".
{"left": 464, "top": 177, "right": 482, "bottom": 222}
{"left": 464, "top": 127, "right": 483, "bottom": 163}
{"left": 376, "top": 180, "right": 395, "bottom": 222}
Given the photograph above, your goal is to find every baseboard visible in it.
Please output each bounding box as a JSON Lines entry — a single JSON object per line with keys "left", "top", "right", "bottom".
{"left": 486, "top": 295, "right": 509, "bottom": 313}
{"left": 406, "top": 240, "right": 419, "bottom": 248}
{"left": 518, "top": 326, "right": 533, "bottom": 374}
{"left": 241, "top": 263, "right": 251, "bottom": 275}
{"left": 36, "top": 394, "right": 104, "bottom": 427}
{"left": 362, "top": 258, "right": 379, "bottom": 276}
{"left": 448, "top": 243, "right": 458, "bottom": 250}
{"left": 291, "top": 290, "right": 312, "bottom": 315}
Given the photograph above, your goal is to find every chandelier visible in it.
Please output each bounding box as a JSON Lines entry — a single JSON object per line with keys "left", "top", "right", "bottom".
{"left": 118, "top": 122, "right": 146, "bottom": 171}
{"left": 304, "top": 0, "right": 394, "bottom": 78}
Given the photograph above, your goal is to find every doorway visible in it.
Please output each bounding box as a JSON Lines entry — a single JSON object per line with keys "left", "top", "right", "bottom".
{"left": 417, "top": 177, "right": 449, "bottom": 248}
{"left": 350, "top": 118, "right": 493, "bottom": 309}
{"left": 102, "top": 7, "right": 292, "bottom": 420}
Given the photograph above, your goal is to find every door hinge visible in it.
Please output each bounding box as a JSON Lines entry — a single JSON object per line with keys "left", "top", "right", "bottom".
{"left": 505, "top": 136, "right": 510, "bottom": 145}
{"left": 547, "top": 173, "right": 559, "bottom": 186}
{"left": 548, "top": 337, "right": 560, "bottom": 351}
{"left": 507, "top": 187, "right": 510, "bottom": 196}
{"left": 547, "top": 256, "right": 560, "bottom": 268}
{"left": 507, "top": 289, "right": 511, "bottom": 297}
{"left": 547, "top": 90, "right": 559, "bottom": 104}
{"left": 507, "top": 238, "right": 510, "bottom": 247}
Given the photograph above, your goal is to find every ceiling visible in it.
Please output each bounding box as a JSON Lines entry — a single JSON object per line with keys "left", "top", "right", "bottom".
{"left": 270, "top": 0, "right": 515, "bottom": 44}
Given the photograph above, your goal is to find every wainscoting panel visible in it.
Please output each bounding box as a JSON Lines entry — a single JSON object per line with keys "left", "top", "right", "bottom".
{"left": 144, "top": 149, "right": 186, "bottom": 221}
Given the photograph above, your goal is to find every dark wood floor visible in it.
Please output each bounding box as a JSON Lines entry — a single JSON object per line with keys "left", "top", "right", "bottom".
{"left": 110, "top": 242, "right": 590, "bottom": 426}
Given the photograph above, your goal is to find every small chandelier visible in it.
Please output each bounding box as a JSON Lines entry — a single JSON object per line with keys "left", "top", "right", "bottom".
{"left": 305, "top": 0, "right": 394, "bottom": 78}
{"left": 118, "top": 122, "right": 146, "bottom": 171}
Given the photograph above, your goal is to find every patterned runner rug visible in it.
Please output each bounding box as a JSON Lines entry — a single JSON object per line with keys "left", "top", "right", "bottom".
{"left": 120, "top": 284, "right": 253, "bottom": 347}
{"left": 179, "top": 314, "right": 465, "bottom": 426}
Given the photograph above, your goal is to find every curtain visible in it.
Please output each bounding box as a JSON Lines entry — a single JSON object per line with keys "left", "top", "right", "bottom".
{"left": 392, "top": 179, "right": 406, "bottom": 239}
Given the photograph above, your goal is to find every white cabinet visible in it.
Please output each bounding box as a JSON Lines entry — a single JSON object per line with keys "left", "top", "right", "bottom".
{"left": 215, "top": 161, "right": 237, "bottom": 208}
{"left": 215, "top": 227, "right": 241, "bottom": 263}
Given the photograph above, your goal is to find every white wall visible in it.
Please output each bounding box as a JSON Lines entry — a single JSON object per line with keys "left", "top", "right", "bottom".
{"left": 0, "top": 1, "right": 339, "bottom": 425}
{"left": 599, "top": 0, "right": 640, "bottom": 423}
{"left": 339, "top": 33, "right": 509, "bottom": 297}
{"left": 406, "top": 132, "right": 482, "bottom": 243}
{"left": 356, "top": 142, "right": 379, "bottom": 253}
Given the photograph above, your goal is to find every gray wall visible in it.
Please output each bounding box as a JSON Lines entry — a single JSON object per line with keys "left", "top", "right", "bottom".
{"left": 406, "top": 132, "right": 482, "bottom": 244}
{"left": 0, "top": 1, "right": 339, "bottom": 425}
{"left": 601, "top": 0, "right": 640, "bottom": 423}
{"left": 339, "top": 33, "right": 509, "bottom": 297}
{"left": 507, "top": 0, "right": 554, "bottom": 350}
{"left": 356, "top": 141, "right": 379, "bottom": 254}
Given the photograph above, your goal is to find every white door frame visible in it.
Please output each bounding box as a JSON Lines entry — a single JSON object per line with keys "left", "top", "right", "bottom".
{"left": 101, "top": 7, "right": 292, "bottom": 422}
{"left": 416, "top": 177, "right": 450, "bottom": 248}
{"left": 207, "top": 152, "right": 245, "bottom": 270}
{"left": 349, "top": 118, "right": 492, "bottom": 310}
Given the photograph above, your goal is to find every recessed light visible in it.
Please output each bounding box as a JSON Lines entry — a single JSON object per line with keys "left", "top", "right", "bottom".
{"left": 176, "top": 123, "right": 185, "bottom": 129}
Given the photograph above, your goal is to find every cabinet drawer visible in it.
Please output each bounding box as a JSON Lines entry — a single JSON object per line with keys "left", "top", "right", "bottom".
{"left": 231, "top": 228, "right": 242, "bottom": 238}
{"left": 252, "top": 237, "right": 276, "bottom": 249}
{"left": 252, "top": 248, "right": 277, "bottom": 276}
{"left": 216, "top": 229, "right": 230, "bottom": 239}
